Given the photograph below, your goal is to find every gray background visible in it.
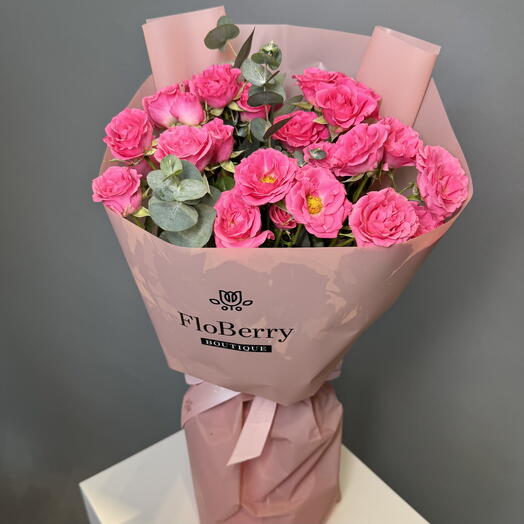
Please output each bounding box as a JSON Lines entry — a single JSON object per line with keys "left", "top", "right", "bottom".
{"left": 1, "top": 0, "right": 523, "bottom": 523}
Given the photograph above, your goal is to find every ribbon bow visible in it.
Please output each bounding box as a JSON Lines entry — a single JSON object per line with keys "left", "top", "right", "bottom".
{"left": 181, "top": 362, "right": 342, "bottom": 466}
{"left": 181, "top": 375, "right": 277, "bottom": 466}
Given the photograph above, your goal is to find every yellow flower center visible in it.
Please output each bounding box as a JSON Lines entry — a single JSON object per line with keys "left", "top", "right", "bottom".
{"left": 260, "top": 173, "right": 276, "bottom": 183}
{"left": 307, "top": 195, "right": 323, "bottom": 215}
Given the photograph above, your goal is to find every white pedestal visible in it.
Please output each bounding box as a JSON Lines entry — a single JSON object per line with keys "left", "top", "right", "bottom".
{"left": 80, "top": 431, "right": 427, "bottom": 524}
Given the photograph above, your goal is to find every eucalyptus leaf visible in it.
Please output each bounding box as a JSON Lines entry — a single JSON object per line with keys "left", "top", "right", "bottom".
{"left": 251, "top": 51, "right": 280, "bottom": 69}
{"left": 173, "top": 178, "right": 209, "bottom": 202}
{"left": 249, "top": 118, "right": 270, "bottom": 142}
{"left": 217, "top": 15, "right": 235, "bottom": 26}
{"left": 149, "top": 197, "right": 198, "bottom": 232}
{"left": 147, "top": 170, "right": 180, "bottom": 202}
{"left": 204, "top": 24, "right": 240, "bottom": 50}
{"left": 273, "top": 95, "right": 304, "bottom": 117}
{"left": 179, "top": 160, "right": 203, "bottom": 181}
{"left": 309, "top": 148, "right": 327, "bottom": 160}
{"left": 241, "top": 58, "right": 267, "bottom": 87}
{"left": 160, "top": 204, "right": 216, "bottom": 247}
{"left": 292, "top": 150, "right": 306, "bottom": 167}
{"left": 233, "top": 28, "right": 255, "bottom": 69}
{"left": 248, "top": 90, "right": 283, "bottom": 107}
{"left": 200, "top": 185, "right": 222, "bottom": 206}
{"left": 160, "top": 155, "right": 182, "bottom": 176}
{"left": 263, "top": 116, "right": 293, "bottom": 140}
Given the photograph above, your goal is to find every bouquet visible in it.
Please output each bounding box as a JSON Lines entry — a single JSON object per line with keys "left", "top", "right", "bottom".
{"left": 91, "top": 6, "right": 472, "bottom": 524}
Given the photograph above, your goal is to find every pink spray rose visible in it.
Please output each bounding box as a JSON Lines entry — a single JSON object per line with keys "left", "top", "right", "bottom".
{"left": 234, "top": 149, "right": 298, "bottom": 206}
{"left": 269, "top": 205, "right": 297, "bottom": 230}
{"left": 315, "top": 77, "right": 380, "bottom": 130}
{"left": 272, "top": 111, "right": 329, "bottom": 151}
{"left": 142, "top": 84, "right": 181, "bottom": 128}
{"left": 416, "top": 145, "right": 469, "bottom": 220}
{"left": 189, "top": 64, "right": 242, "bottom": 109}
{"left": 214, "top": 189, "right": 274, "bottom": 248}
{"left": 103, "top": 108, "right": 153, "bottom": 161}
{"left": 92, "top": 166, "right": 142, "bottom": 216}
{"left": 349, "top": 188, "right": 419, "bottom": 247}
{"left": 303, "top": 142, "right": 336, "bottom": 169}
{"left": 285, "top": 166, "right": 352, "bottom": 238}
{"left": 380, "top": 117, "right": 421, "bottom": 169}
{"left": 203, "top": 118, "right": 234, "bottom": 164}
{"left": 293, "top": 68, "right": 345, "bottom": 106}
{"left": 237, "top": 82, "right": 268, "bottom": 121}
{"left": 331, "top": 123, "right": 388, "bottom": 177}
{"left": 410, "top": 202, "right": 442, "bottom": 236}
{"left": 171, "top": 91, "right": 205, "bottom": 126}
{"left": 154, "top": 125, "right": 213, "bottom": 171}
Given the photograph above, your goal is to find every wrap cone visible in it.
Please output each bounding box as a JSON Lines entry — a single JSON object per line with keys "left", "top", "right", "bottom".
{"left": 102, "top": 8, "right": 472, "bottom": 405}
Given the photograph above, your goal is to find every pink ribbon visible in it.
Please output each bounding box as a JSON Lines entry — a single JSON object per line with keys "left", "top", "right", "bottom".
{"left": 181, "top": 376, "right": 277, "bottom": 466}
{"left": 181, "top": 362, "right": 342, "bottom": 466}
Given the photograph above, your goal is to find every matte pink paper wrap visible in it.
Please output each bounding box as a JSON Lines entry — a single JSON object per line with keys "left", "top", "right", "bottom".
{"left": 182, "top": 382, "right": 342, "bottom": 524}
{"left": 102, "top": 8, "right": 473, "bottom": 406}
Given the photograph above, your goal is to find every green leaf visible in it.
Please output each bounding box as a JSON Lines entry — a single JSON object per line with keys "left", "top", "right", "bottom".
{"left": 204, "top": 24, "right": 240, "bottom": 50}
{"left": 313, "top": 115, "right": 328, "bottom": 125}
{"left": 241, "top": 58, "right": 267, "bottom": 87}
{"left": 133, "top": 206, "right": 150, "bottom": 218}
{"left": 179, "top": 160, "right": 203, "bottom": 181}
{"left": 230, "top": 150, "right": 244, "bottom": 158}
{"left": 209, "top": 107, "right": 224, "bottom": 117}
{"left": 273, "top": 95, "right": 304, "bottom": 117}
{"left": 292, "top": 150, "right": 306, "bottom": 167}
{"left": 160, "top": 204, "right": 216, "bottom": 248}
{"left": 160, "top": 155, "right": 182, "bottom": 176}
{"left": 309, "top": 148, "right": 327, "bottom": 160}
{"left": 248, "top": 90, "right": 283, "bottom": 107}
{"left": 263, "top": 116, "right": 293, "bottom": 140}
{"left": 149, "top": 197, "right": 198, "bottom": 232}
{"left": 173, "top": 178, "right": 209, "bottom": 202}
{"left": 249, "top": 118, "right": 270, "bottom": 141}
{"left": 147, "top": 170, "right": 180, "bottom": 201}
{"left": 233, "top": 27, "right": 255, "bottom": 69}
{"left": 200, "top": 185, "right": 222, "bottom": 206}
{"left": 220, "top": 160, "right": 235, "bottom": 173}
{"left": 227, "top": 101, "right": 243, "bottom": 112}
{"left": 217, "top": 15, "right": 234, "bottom": 26}
{"left": 216, "top": 174, "right": 235, "bottom": 191}
{"left": 292, "top": 101, "right": 313, "bottom": 110}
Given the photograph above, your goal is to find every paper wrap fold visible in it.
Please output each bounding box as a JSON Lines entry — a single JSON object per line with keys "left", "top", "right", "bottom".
{"left": 102, "top": 8, "right": 472, "bottom": 405}
{"left": 182, "top": 382, "right": 342, "bottom": 524}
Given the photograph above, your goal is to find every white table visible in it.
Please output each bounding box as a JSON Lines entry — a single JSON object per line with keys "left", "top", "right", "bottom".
{"left": 80, "top": 431, "right": 428, "bottom": 524}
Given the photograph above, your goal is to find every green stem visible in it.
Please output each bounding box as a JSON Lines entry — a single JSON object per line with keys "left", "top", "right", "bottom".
{"left": 145, "top": 156, "right": 156, "bottom": 170}
{"left": 335, "top": 238, "right": 353, "bottom": 247}
{"left": 328, "top": 238, "right": 338, "bottom": 247}
{"left": 290, "top": 224, "right": 303, "bottom": 246}
{"left": 352, "top": 175, "right": 368, "bottom": 203}
{"left": 274, "top": 228, "right": 283, "bottom": 247}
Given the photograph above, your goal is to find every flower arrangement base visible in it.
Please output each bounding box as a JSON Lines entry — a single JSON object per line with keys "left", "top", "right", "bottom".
{"left": 80, "top": 430, "right": 428, "bottom": 524}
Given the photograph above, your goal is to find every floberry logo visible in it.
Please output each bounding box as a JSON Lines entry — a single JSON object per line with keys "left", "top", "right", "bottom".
{"left": 209, "top": 290, "right": 253, "bottom": 311}
{"left": 178, "top": 290, "right": 294, "bottom": 353}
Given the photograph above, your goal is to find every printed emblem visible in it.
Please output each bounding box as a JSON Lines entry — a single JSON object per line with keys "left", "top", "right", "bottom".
{"left": 209, "top": 290, "right": 253, "bottom": 311}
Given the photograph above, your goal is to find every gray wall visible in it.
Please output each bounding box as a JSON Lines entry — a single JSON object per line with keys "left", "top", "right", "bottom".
{"left": 1, "top": 1, "right": 523, "bottom": 523}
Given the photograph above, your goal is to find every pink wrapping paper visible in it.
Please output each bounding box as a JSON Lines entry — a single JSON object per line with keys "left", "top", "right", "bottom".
{"left": 183, "top": 383, "right": 342, "bottom": 524}
{"left": 102, "top": 8, "right": 473, "bottom": 405}
{"left": 357, "top": 26, "right": 441, "bottom": 125}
